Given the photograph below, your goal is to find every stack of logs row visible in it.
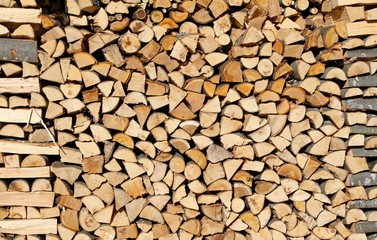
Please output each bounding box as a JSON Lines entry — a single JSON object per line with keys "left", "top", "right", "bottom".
{"left": 1, "top": 0, "right": 377, "bottom": 238}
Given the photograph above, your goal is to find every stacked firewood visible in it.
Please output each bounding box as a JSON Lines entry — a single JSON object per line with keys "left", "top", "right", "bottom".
{"left": 0, "top": 0, "right": 377, "bottom": 238}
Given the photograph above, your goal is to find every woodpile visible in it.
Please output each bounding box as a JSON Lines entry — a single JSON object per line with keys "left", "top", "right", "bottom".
{"left": 0, "top": 0, "right": 377, "bottom": 238}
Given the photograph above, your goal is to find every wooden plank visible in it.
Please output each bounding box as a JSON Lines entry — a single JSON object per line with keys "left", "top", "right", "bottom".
{"left": 0, "top": 219, "right": 57, "bottom": 235}
{"left": 0, "top": 108, "right": 42, "bottom": 124}
{"left": 366, "top": 7, "right": 377, "bottom": 20}
{"left": 351, "top": 125, "right": 377, "bottom": 135}
{"left": 346, "top": 22, "right": 377, "bottom": 37}
{"left": 346, "top": 172, "right": 377, "bottom": 186}
{"left": 0, "top": 140, "right": 59, "bottom": 155}
{"left": 352, "top": 221, "right": 377, "bottom": 233}
{"left": 0, "top": 77, "right": 40, "bottom": 94}
{"left": 343, "top": 99, "right": 377, "bottom": 112}
{"left": 345, "top": 75, "right": 377, "bottom": 88}
{"left": 0, "top": 167, "right": 50, "bottom": 178}
{"left": 0, "top": 8, "right": 41, "bottom": 24}
{"left": 0, "top": 38, "right": 38, "bottom": 63}
{"left": 350, "top": 148, "right": 377, "bottom": 157}
{"left": 345, "top": 49, "right": 377, "bottom": 60}
{"left": 0, "top": 192, "right": 55, "bottom": 207}
{"left": 331, "top": 0, "right": 377, "bottom": 8}
{"left": 349, "top": 199, "right": 377, "bottom": 209}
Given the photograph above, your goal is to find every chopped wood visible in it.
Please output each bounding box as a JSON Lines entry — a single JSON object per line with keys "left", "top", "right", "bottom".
{"left": 0, "top": 108, "right": 41, "bottom": 124}
{"left": 350, "top": 148, "right": 377, "bottom": 157}
{"left": 0, "top": 167, "right": 50, "bottom": 178}
{"left": 0, "top": 0, "right": 376, "bottom": 238}
{"left": 352, "top": 221, "right": 377, "bottom": 233}
{"left": 343, "top": 98, "right": 377, "bottom": 112}
{"left": 0, "top": 8, "right": 41, "bottom": 24}
{"left": 0, "top": 192, "right": 54, "bottom": 207}
{"left": 0, "top": 77, "right": 40, "bottom": 94}
{"left": 0, "top": 140, "right": 59, "bottom": 155}
{"left": 0, "top": 219, "right": 57, "bottom": 235}
{"left": 347, "top": 22, "right": 377, "bottom": 37}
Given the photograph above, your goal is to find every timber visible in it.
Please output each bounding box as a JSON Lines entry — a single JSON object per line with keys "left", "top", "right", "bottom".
{"left": 0, "top": 167, "right": 50, "bottom": 178}
{"left": 0, "top": 219, "right": 57, "bottom": 235}
{"left": 0, "top": 77, "right": 40, "bottom": 94}
{"left": 0, "top": 108, "right": 42, "bottom": 124}
{"left": 0, "top": 192, "right": 55, "bottom": 207}
{"left": 0, "top": 140, "right": 59, "bottom": 155}
{"left": 0, "top": 0, "right": 376, "bottom": 238}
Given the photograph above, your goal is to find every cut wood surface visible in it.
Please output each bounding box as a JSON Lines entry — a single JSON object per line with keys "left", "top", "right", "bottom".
{"left": 0, "top": 167, "right": 50, "bottom": 178}
{"left": 0, "top": 219, "right": 57, "bottom": 235}
{"left": 0, "top": 77, "right": 40, "bottom": 94}
{"left": 0, "top": 192, "right": 55, "bottom": 207}
{"left": 0, "top": 108, "right": 42, "bottom": 124}
{"left": 0, "top": 140, "right": 59, "bottom": 155}
{"left": 0, "top": 0, "right": 376, "bottom": 238}
{"left": 0, "top": 8, "right": 41, "bottom": 24}
{"left": 347, "top": 22, "right": 377, "bottom": 37}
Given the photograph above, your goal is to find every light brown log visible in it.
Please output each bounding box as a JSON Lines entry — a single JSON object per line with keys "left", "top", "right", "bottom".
{"left": 0, "top": 108, "right": 41, "bottom": 124}
{"left": 0, "top": 140, "right": 59, "bottom": 155}
{"left": 347, "top": 22, "right": 377, "bottom": 37}
{"left": 0, "top": 167, "right": 50, "bottom": 178}
{"left": 0, "top": 192, "right": 54, "bottom": 207}
{"left": 0, "top": 8, "right": 41, "bottom": 24}
{"left": 0, "top": 219, "right": 57, "bottom": 235}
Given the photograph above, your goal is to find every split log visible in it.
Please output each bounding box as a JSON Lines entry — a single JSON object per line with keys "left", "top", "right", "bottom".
{"left": 0, "top": 219, "right": 57, "bottom": 235}
{"left": 0, "top": 77, "right": 40, "bottom": 94}
{"left": 0, "top": 140, "right": 59, "bottom": 155}
{"left": 0, "top": 8, "right": 41, "bottom": 24}
{"left": 343, "top": 98, "right": 377, "bottom": 112}
{"left": 0, "top": 108, "right": 41, "bottom": 124}
{"left": 0, "top": 192, "right": 55, "bottom": 207}
{"left": 0, "top": 167, "right": 50, "bottom": 178}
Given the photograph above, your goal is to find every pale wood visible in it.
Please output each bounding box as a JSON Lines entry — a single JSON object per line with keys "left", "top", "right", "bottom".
{"left": 0, "top": 108, "right": 41, "bottom": 124}
{"left": 0, "top": 8, "right": 41, "bottom": 24}
{"left": 0, "top": 140, "right": 59, "bottom": 155}
{"left": 0, "top": 167, "right": 50, "bottom": 178}
{"left": 0, "top": 192, "right": 54, "bottom": 207}
{"left": 331, "top": 0, "right": 377, "bottom": 8}
{"left": 0, "top": 219, "right": 57, "bottom": 235}
{"left": 0, "top": 77, "right": 40, "bottom": 94}
{"left": 347, "top": 22, "right": 377, "bottom": 37}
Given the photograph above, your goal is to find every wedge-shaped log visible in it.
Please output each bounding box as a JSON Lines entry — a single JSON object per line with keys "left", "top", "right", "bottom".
{"left": 0, "top": 77, "right": 40, "bottom": 94}
{"left": 0, "top": 192, "right": 55, "bottom": 207}
{"left": 0, "top": 38, "right": 38, "bottom": 63}
{"left": 0, "top": 219, "right": 57, "bottom": 235}
{"left": 0, "top": 108, "right": 42, "bottom": 124}
{"left": 0, "top": 167, "right": 50, "bottom": 178}
{"left": 0, "top": 140, "right": 59, "bottom": 155}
